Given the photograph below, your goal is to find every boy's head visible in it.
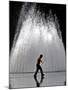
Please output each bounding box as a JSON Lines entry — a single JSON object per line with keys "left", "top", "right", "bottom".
{"left": 40, "top": 54, "right": 43, "bottom": 58}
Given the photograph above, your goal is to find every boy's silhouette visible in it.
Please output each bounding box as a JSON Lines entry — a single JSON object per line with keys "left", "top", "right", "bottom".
{"left": 34, "top": 54, "right": 44, "bottom": 79}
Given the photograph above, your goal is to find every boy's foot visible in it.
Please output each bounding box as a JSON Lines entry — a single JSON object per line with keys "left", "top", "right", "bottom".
{"left": 41, "top": 74, "right": 45, "bottom": 79}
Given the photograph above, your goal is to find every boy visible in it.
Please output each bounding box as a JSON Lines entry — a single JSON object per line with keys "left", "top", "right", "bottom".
{"left": 34, "top": 54, "right": 44, "bottom": 78}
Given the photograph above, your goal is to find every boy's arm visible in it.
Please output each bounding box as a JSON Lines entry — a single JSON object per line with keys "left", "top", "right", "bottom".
{"left": 40, "top": 59, "right": 43, "bottom": 64}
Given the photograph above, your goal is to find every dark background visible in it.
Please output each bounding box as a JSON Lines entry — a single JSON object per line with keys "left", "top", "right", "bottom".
{"left": 9, "top": 1, "right": 66, "bottom": 52}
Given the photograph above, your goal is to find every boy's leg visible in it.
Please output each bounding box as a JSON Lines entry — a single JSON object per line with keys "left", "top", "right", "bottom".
{"left": 34, "top": 64, "right": 39, "bottom": 77}
{"left": 39, "top": 65, "right": 44, "bottom": 77}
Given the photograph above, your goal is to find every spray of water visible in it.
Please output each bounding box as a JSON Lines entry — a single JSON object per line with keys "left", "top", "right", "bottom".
{"left": 10, "top": 4, "right": 65, "bottom": 73}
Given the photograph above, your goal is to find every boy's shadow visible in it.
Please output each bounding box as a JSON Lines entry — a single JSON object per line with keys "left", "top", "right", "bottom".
{"left": 34, "top": 74, "right": 44, "bottom": 87}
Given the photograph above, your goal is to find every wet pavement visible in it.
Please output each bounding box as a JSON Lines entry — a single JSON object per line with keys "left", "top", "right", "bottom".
{"left": 9, "top": 71, "right": 66, "bottom": 89}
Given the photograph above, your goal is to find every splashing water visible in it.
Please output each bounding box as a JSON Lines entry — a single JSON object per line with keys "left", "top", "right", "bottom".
{"left": 10, "top": 4, "right": 65, "bottom": 73}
